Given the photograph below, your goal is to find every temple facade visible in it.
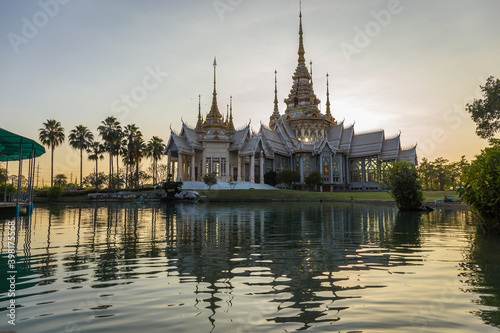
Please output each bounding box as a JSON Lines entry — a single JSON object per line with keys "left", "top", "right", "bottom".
{"left": 164, "top": 10, "right": 417, "bottom": 191}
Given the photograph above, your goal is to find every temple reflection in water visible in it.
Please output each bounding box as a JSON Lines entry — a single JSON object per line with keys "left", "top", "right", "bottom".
{"left": 1, "top": 203, "right": 499, "bottom": 332}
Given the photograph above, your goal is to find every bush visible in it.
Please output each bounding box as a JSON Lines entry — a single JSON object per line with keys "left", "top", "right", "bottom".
{"left": 458, "top": 140, "right": 500, "bottom": 233}
{"left": 276, "top": 170, "right": 300, "bottom": 189}
{"left": 264, "top": 170, "right": 277, "bottom": 186}
{"left": 0, "top": 184, "right": 16, "bottom": 201}
{"left": 47, "top": 186, "right": 64, "bottom": 201}
{"left": 381, "top": 161, "right": 423, "bottom": 210}
{"left": 305, "top": 172, "right": 323, "bottom": 191}
{"left": 203, "top": 173, "right": 217, "bottom": 190}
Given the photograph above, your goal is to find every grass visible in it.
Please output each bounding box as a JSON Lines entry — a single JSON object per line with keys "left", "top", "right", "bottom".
{"left": 197, "top": 189, "right": 457, "bottom": 202}
{"left": 33, "top": 189, "right": 458, "bottom": 203}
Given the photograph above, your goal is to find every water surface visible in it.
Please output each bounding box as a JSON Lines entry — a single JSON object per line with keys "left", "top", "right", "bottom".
{"left": 1, "top": 202, "right": 499, "bottom": 332}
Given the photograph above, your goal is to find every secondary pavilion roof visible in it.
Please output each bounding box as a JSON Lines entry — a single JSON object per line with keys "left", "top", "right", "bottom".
{"left": 0, "top": 128, "right": 45, "bottom": 162}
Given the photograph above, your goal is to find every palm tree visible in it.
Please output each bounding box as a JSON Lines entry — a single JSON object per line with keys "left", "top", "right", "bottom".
{"left": 122, "top": 124, "right": 144, "bottom": 189}
{"left": 68, "top": 125, "right": 94, "bottom": 188}
{"left": 54, "top": 174, "right": 68, "bottom": 187}
{"left": 39, "top": 119, "right": 65, "bottom": 187}
{"left": 146, "top": 136, "right": 165, "bottom": 185}
{"left": 87, "top": 141, "right": 105, "bottom": 189}
{"left": 97, "top": 116, "right": 121, "bottom": 188}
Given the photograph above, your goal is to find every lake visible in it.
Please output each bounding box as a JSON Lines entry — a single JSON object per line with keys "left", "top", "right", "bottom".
{"left": 1, "top": 202, "right": 499, "bottom": 332}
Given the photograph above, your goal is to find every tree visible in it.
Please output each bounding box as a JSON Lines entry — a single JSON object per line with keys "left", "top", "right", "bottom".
{"left": 264, "top": 170, "right": 277, "bottom": 186}
{"left": 39, "top": 119, "right": 65, "bottom": 187}
{"left": 433, "top": 157, "right": 450, "bottom": 191}
{"left": 122, "top": 124, "right": 145, "bottom": 189}
{"left": 54, "top": 174, "right": 68, "bottom": 187}
{"left": 381, "top": 161, "right": 424, "bottom": 210}
{"left": 83, "top": 172, "right": 107, "bottom": 190}
{"left": 68, "top": 125, "right": 94, "bottom": 188}
{"left": 458, "top": 140, "right": 500, "bottom": 233}
{"left": 0, "top": 165, "right": 6, "bottom": 184}
{"left": 97, "top": 116, "right": 122, "bottom": 189}
{"left": 305, "top": 171, "right": 323, "bottom": 191}
{"left": 418, "top": 157, "right": 434, "bottom": 191}
{"left": 276, "top": 170, "right": 300, "bottom": 190}
{"left": 87, "top": 141, "right": 105, "bottom": 190}
{"left": 203, "top": 173, "right": 217, "bottom": 190}
{"left": 146, "top": 136, "right": 165, "bottom": 185}
{"left": 466, "top": 76, "right": 500, "bottom": 139}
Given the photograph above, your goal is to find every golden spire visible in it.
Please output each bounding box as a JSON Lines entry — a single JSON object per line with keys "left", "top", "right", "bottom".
{"left": 273, "top": 70, "right": 279, "bottom": 114}
{"left": 298, "top": 1, "right": 305, "bottom": 65}
{"left": 226, "top": 95, "right": 236, "bottom": 134}
{"left": 204, "top": 57, "right": 224, "bottom": 128}
{"left": 195, "top": 94, "right": 205, "bottom": 133}
{"left": 326, "top": 73, "right": 331, "bottom": 115}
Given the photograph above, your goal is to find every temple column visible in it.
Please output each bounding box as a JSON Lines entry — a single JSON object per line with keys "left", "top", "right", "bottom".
{"left": 178, "top": 154, "right": 183, "bottom": 181}
{"left": 201, "top": 149, "right": 206, "bottom": 179}
{"left": 250, "top": 154, "right": 255, "bottom": 183}
{"left": 167, "top": 152, "right": 172, "bottom": 178}
{"left": 259, "top": 152, "right": 264, "bottom": 184}
{"left": 237, "top": 156, "right": 242, "bottom": 182}
{"left": 226, "top": 157, "right": 230, "bottom": 182}
{"left": 191, "top": 155, "right": 195, "bottom": 181}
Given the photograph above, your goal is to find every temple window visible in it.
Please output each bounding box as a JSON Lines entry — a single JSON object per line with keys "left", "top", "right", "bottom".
{"left": 304, "top": 156, "right": 312, "bottom": 176}
{"left": 322, "top": 154, "right": 330, "bottom": 182}
{"left": 350, "top": 159, "right": 363, "bottom": 182}
{"left": 332, "top": 156, "right": 340, "bottom": 182}
{"left": 365, "top": 157, "right": 377, "bottom": 182}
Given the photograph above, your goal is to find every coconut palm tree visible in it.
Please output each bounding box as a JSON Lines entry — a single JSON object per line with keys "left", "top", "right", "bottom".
{"left": 87, "top": 141, "right": 105, "bottom": 189}
{"left": 68, "top": 125, "right": 94, "bottom": 188}
{"left": 122, "top": 124, "right": 144, "bottom": 189}
{"left": 97, "top": 116, "right": 121, "bottom": 188}
{"left": 54, "top": 174, "right": 68, "bottom": 187}
{"left": 146, "top": 136, "right": 165, "bottom": 185}
{"left": 39, "top": 119, "right": 65, "bottom": 187}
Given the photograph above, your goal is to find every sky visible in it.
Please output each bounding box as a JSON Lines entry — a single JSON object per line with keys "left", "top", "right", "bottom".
{"left": 1, "top": 0, "right": 499, "bottom": 184}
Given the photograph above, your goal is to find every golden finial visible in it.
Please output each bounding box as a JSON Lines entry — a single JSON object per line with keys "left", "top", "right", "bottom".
{"left": 326, "top": 73, "right": 331, "bottom": 115}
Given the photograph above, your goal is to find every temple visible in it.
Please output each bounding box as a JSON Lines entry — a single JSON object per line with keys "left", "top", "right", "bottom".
{"left": 164, "top": 8, "right": 417, "bottom": 191}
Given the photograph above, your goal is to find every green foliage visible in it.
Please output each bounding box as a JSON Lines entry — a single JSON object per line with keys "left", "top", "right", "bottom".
{"left": 381, "top": 161, "right": 424, "bottom": 210}
{"left": 305, "top": 172, "right": 323, "bottom": 191}
{"left": 458, "top": 141, "right": 500, "bottom": 233}
{"left": 83, "top": 172, "right": 108, "bottom": 190}
{"left": 228, "top": 181, "right": 237, "bottom": 190}
{"left": 466, "top": 76, "right": 500, "bottom": 139}
{"left": 47, "top": 186, "right": 64, "bottom": 201}
{"left": 0, "top": 166, "right": 6, "bottom": 183}
{"left": 418, "top": 156, "right": 468, "bottom": 191}
{"left": 203, "top": 173, "right": 218, "bottom": 190}
{"left": 264, "top": 170, "right": 277, "bottom": 186}
{"left": 276, "top": 170, "right": 300, "bottom": 189}
{"left": 54, "top": 174, "right": 68, "bottom": 187}
{"left": 0, "top": 183, "right": 16, "bottom": 201}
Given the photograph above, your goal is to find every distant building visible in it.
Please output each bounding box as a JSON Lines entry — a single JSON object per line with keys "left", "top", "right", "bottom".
{"left": 164, "top": 9, "right": 417, "bottom": 191}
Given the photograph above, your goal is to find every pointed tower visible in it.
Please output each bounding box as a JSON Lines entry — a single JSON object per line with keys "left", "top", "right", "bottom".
{"left": 195, "top": 94, "right": 205, "bottom": 133}
{"left": 203, "top": 57, "right": 225, "bottom": 131}
{"left": 226, "top": 96, "right": 236, "bottom": 135}
{"left": 325, "top": 74, "right": 331, "bottom": 116}
{"left": 325, "top": 73, "right": 336, "bottom": 124}
{"left": 269, "top": 70, "right": 280, "bottom": 130}
{"left": 283, "top": 6, "right": 320, "bottom": 117}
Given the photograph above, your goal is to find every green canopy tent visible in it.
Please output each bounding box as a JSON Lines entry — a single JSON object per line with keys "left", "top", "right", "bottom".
{"left": 0, "top": 128, "right": 45, "bottom": 213}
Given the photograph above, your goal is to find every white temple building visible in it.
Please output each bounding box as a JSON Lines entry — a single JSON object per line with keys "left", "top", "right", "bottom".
{"left": 164, "top": 9, "right": 417, "bottom": 192}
